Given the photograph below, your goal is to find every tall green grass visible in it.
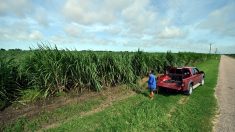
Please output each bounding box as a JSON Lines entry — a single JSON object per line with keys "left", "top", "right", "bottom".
{"left": 0, "top": 57, "right": 19, "bottom": 109}
{"left": 0, "top": 45, "right": 218, "bottom": 109}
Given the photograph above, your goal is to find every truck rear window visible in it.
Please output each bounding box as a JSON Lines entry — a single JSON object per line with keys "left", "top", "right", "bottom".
{"left": 168, "top": 68, "right": 191, "bottom": 78}
{"left": 169, "top": 69, "right": 182, "bottom": 74}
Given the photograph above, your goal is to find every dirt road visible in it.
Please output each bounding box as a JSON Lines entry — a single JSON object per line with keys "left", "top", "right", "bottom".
{"left": 215, "top": 55, "right": 235, "bottom": 132}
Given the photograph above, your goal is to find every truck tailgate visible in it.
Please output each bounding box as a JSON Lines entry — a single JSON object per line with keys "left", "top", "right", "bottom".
{"left": 158, "top": 81, "right": 182, "bottom": 90}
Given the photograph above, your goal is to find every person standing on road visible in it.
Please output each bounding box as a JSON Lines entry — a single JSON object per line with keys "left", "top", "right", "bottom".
{"left": 148, "top": 70, "right": 157, "bottom": 99}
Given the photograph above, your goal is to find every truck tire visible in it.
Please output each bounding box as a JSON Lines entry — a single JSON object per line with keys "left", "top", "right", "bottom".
{"left": 185, "top": 84, "right": 193, "bottom": 95}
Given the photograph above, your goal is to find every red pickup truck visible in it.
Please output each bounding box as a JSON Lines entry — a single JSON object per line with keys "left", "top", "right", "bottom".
{"left": 157, "top": 67, "right": 205, "bottom": 95}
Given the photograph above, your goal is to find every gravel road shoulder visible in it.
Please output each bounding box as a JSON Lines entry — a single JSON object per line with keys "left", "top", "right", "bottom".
{"left": 215, "top": 55, "right": 235, "bottom": 132}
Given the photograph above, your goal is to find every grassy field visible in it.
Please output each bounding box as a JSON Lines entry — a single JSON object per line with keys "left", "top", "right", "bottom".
{"left": 1, "top": 57, "right": 220, "bottom": 131}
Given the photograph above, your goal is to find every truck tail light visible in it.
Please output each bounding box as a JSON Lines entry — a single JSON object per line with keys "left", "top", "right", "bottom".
{"left": 182, "top": 82, "right": 185, "bottom": 87}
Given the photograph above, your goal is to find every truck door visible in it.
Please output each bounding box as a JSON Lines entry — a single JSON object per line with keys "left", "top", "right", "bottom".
{"left": 193, "top": 68, "right": 200, "bottom": 84}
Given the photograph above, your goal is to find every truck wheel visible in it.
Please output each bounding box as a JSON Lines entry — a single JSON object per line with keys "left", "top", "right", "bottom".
{"left": 200, "top": 78, "right": 205, "bottom": 86}
{"left": 185, "top": 84, "right": 193, "bottom": 95}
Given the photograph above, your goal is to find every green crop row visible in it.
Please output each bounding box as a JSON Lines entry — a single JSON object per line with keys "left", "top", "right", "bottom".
{"left": 0, "top": 45, "right": 217, "bottom": 110}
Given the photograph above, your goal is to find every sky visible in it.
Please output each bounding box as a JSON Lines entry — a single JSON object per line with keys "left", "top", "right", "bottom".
{"left": 0, "top": 0, "right": 235, "bottom": 53}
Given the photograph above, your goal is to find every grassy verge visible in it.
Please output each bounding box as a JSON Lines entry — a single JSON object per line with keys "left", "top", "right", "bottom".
{"left": 169, "top": 58, "right": 219, "bottom": 131}
{"left": 46, "top": 58, "right": 219, "bottom": 131}
{"left": 1, "top": 58, "right": 219, "bottom": 132}
{"left": 1, "top": 97, "right": 104, "bottom": 132}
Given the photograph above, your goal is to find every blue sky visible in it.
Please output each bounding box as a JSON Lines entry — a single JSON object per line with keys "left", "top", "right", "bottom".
{"left": 0, "top": 0, "right": 235, "bottom": 53}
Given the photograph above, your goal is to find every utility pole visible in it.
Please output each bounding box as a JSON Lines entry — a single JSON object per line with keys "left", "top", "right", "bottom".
{"left": 209, "top": 43, "right": 212, "bottom": 54}
{"left": 215, "top": 48, "right": 218, "bottom": 54}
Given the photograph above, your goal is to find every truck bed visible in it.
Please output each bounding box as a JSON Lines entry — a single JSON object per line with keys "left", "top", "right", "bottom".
{"left": 157, "top": 74, "right": 183, "bottom": 90}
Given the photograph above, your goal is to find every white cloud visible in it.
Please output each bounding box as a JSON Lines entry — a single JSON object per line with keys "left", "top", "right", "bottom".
{"left": 35, "top": 7, "right": 49, "bottom": 27}
{"left": 0, "top": 22, "right": 44, "bottom": 41}
{"left": 63, "top": 0, "right": 119, "bottom": 25}
{"left": 62, "top": 0, "right": 157, "bottom": 34}
{"left": 158, "top": 26, "right": 186, "bottom": 39}
{"left": 29, "top": 30, "right": 43, "bottom": 40}
{"left": 198, "top": 2, "right": 235, "bottom": 36}
{"left": 0, "top": 0, "right": 49, "bottom": 42}
{"left": 0, "top": 0, "right": 32, "bottom": 17}
{"left": 64, "top": 23, "right": 82, "bottom": 37}
{"left": 121, "top": 0, "right": 157, "bottom": 33}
